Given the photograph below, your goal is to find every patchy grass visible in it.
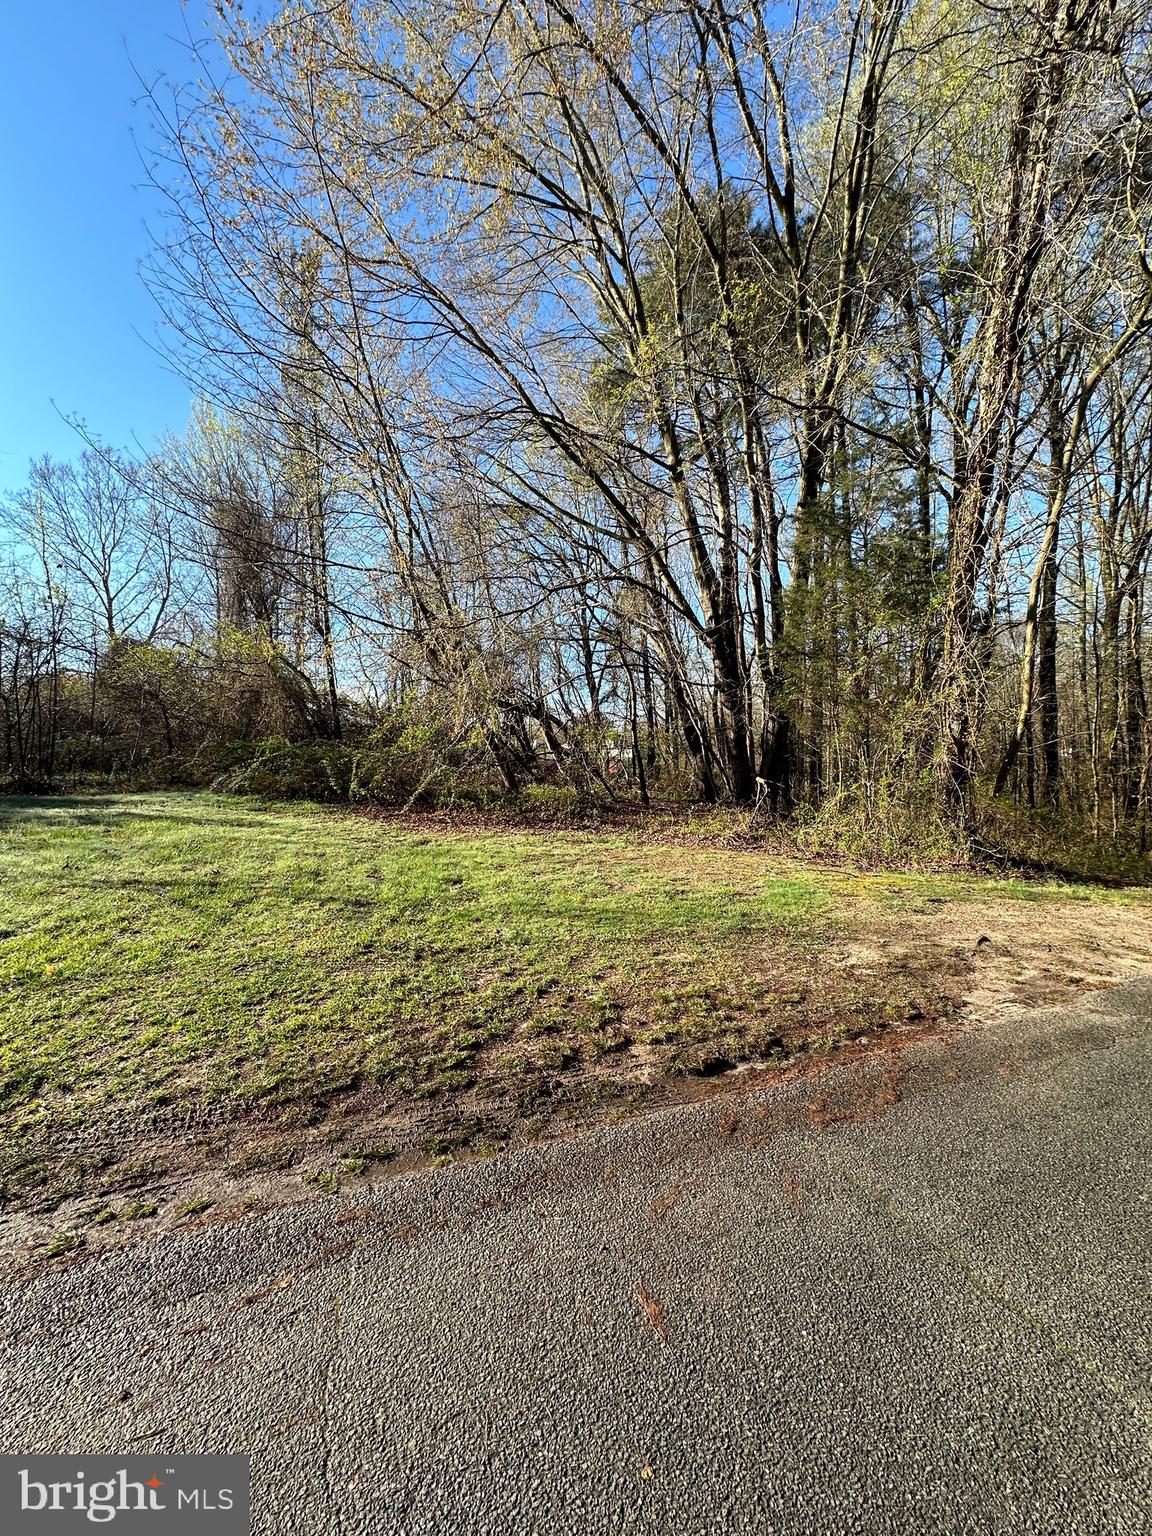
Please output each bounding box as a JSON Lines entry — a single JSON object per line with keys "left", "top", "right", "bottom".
{"left": 174, "top": 1197, "right": 215, "bottom": 1219}
{"left": 2, "top": 792, "right": 828, "bottom": 1118}
{"left": 39, "top": 1231, "right": 83, "bottom": 1259}
{"left": 1, "top": 790, "right": 1141, "bottom": 1210}
{"left": 817, "top": 866, "right": 1146, "bottom": 907}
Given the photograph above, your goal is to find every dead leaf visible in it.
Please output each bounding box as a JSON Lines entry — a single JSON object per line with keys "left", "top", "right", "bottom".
{"left": 634, "top": 1282, "right": 669, "bottom": 1345}
{"left": 648, "top": 1181, "right": 682, "bottom": 1222}
{"left": 237, "top": 1273, "right": 295, "bottom": 1308}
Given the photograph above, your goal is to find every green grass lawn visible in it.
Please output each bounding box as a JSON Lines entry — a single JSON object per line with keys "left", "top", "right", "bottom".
{"left": 0, "top": 794, "right": 840, "bottom": 1133}
{"left": 1, "top": 791, "right": 1129, "bottom": 1203}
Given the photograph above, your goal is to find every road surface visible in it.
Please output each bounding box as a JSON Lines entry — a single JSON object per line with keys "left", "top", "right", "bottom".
{"left": 1, "top": 983, "right": 1149, "bottom": 1534}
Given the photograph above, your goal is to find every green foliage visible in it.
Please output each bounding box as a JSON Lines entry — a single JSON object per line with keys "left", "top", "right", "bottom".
{"left": 792, "top": 773, "right": 970, "bottom": 870}
{"left": 214, "top": 738, "right": 357, "bottom": 801}
{"left": 40, "top": 1232, "right": 83, "bottom": 1258}
{"left": 31, "top": 633, "right": 344, "bottom": 791}
{"left": 175, "top": 1198, "right": 214, "bottom": 1219}
{"left": 211, "top": 733, "right": 439, "bottom": 806}
{"left": 975, "top": 798, "right": 1152, "bottom": 885}
{"left": 213, "top": 699, "right": 510, "bottom": 808}
{"left": 588, "top": 188, "right": 796, "bottom": 432}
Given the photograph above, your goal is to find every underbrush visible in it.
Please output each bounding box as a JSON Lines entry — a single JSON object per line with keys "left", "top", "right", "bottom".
{"left": 212, "top": 727, "right": 495, "bottom": 809}
{"left": 973, "top": 799, "right": 1152, "bottom": 885}
{"left": 787, "top": 776, "right": 970, "bottom": 871}
{"left": 52, "top": 723, "right": 1152, "bottom": 884}
{"left": 214, "top": 742, "right": 1152, "bottom": 882}
{"left": 212, "top": 733, "right": 611, "bottom": 823}
{"left": 682, "top": 783, "right": 1152, "bottom": 885}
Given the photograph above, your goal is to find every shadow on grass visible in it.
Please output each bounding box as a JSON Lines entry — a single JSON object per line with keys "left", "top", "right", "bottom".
{"left": 0, "top": 793, "right": 270, "bottom": 833}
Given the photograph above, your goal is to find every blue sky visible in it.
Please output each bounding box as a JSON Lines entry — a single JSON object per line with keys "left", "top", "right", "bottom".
{"left": 0, "top": 1, "right": 215, "bottom": 492}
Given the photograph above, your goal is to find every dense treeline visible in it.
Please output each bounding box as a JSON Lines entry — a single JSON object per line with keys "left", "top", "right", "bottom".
{"left": 4, "top": 0, "right": 1152, "bottom": 859}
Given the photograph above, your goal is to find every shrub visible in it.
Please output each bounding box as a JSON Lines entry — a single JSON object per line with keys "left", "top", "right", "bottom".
{"left": 514, "top": 783, "right": 596, "bottom": 822}
{"left": 973, "top": 796, "right": 1152, "bottom": 884}
{"left": 791, "top": 773, "right": 969, "bottom": 869}
{"left": 213, "top": 703, "right": 497, "bottom": 808}
{"left": 214, "top": 739, "right": 356, "bottom": 802}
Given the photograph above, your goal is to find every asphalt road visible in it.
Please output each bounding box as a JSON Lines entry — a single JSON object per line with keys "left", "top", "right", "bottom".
{"left": 1, "top": 983, "right": 1149, "bottom": 1535}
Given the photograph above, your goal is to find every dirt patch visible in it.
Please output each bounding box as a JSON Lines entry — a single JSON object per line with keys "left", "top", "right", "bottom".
{"left": 844, "top": 898, "right": 1152, "bottom": 1023}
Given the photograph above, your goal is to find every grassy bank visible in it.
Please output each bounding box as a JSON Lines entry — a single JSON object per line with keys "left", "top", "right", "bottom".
{"left": 0, "top": 791, "right": 1137, "bottom": 1209}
